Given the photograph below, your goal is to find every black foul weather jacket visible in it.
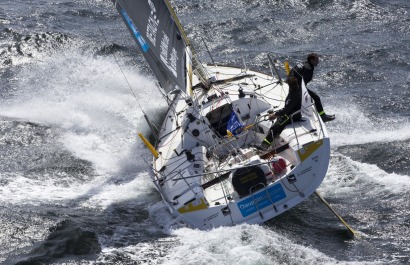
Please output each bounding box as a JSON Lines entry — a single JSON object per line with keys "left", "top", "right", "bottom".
{"left": 276, "top": 85, "right": 302, "bottom": 121}
{"left": 290, "top": 61, "right": 314, "bottom": 86}
{"left": 264, "top": 85, "right": 302, "bottom": 143}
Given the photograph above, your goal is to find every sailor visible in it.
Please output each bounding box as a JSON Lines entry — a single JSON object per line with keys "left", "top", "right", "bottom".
{"left": 290, "top": 53, "right": 335, "bottom": 122}
{"left": 261, "top": 76, "right": 301, "bottom": 149}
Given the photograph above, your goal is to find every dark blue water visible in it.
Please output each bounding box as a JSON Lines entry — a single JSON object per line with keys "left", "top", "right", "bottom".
{"left": 1, "top": 0, "right": 409, "bottom": 264}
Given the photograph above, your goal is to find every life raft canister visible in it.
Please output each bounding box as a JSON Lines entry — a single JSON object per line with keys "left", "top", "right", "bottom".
{"left": 271, "top": 158, "right": 287, "bottom": 175}
{"left": 232, "top": 166, "right": 267, "bottom": 197}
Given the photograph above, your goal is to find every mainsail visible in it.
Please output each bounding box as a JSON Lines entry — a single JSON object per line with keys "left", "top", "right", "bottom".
{"left": 112, "top": 0, "right": 187, "bottom": 93}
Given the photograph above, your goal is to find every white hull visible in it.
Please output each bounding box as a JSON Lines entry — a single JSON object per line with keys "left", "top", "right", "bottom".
{"left": 146, "top": 65, "right": 330, "bottom": 229}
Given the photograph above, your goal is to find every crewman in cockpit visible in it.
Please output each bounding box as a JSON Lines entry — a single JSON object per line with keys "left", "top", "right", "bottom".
{"left": 261, "top": 76, "right": 301, "bottom": 149}
{"left": 290, "top": 53, "right": 335, "bottom": 122}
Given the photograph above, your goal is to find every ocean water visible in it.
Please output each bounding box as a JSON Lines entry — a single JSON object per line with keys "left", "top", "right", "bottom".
{"left": 0, "top": 0, "right": 409, "bottom": 264}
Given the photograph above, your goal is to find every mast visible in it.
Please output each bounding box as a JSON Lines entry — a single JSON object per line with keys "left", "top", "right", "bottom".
{"left": 163, "top": 0, "right": 209, "bottom": 91}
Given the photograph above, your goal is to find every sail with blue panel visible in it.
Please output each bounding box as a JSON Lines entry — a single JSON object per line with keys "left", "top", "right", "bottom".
{"left": 112, "top": 0, "right": 187, "bottom": 93}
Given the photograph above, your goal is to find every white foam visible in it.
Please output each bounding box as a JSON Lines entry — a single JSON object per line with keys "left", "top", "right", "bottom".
{"left": 0, "top": 172, "right": 96, "bottom": 205}
{"left": 323, "top": 154, "right": 410, "bottom": 196}
{"left": 0, "top": 47, "right": 166, "bottom": 208}
{"left": 0, "top": 162, "right": 159, "bottom": 210}
{"left": 330, "top": 125, "right": 410, "bottom": 148}
{"left": 158, "top": 225, "right": 381, "bottom": 265}
{"left": 320, "top": 100, "right": 410, "bottom": 194}
{"left": 323, "top": 101, "right": 410, "bottom": 148}
{"left": 148, "top": 201, "right": 186, "bottom": 232}
{"left": 80, "top": 172, "right": 157, "bottom": 209}
{"left": 95, "top": 223, "right": 383, "bottom": 265}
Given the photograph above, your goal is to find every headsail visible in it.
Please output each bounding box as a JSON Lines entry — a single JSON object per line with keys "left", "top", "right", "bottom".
{"left": 112, "top": 0, "right": 187, "bottom": 93}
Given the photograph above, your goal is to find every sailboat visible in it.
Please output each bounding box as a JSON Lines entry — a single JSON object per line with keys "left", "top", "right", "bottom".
{"left": 112, "top": 0, "right": 330, "bottom": 229}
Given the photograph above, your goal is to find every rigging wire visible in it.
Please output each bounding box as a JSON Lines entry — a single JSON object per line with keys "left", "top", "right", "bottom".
{"left": 82, "top": 0, "right": 145, "bottom": 113}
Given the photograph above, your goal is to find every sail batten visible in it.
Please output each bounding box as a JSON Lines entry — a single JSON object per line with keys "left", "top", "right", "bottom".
{"left": 112, "top": 0, "right": 187, "bottom": 93}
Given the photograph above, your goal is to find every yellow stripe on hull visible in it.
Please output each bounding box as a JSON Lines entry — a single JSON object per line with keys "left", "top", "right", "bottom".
{"left": 297, "top": 139, "right": 323, "bottom": 162}
{"left": 178, "top": 198, "right": 208, "bottom": 213}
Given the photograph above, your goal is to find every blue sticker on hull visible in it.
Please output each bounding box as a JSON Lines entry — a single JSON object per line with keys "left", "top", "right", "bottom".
{"left": 120, "top": 9, "right": 150, "bottom": 52}
{"left": 237, "top": 184, "right": 286, "bottom": 217}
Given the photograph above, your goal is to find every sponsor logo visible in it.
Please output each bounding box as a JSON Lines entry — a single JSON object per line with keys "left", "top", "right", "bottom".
{"left": 146, "top": 0, "right": 159, "bottom": 45}
{"left": 237, "top": 184, "right": 286, "bottom": 217}
{"left": 160, "top": 33, "right": 178, "bottom": 78}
